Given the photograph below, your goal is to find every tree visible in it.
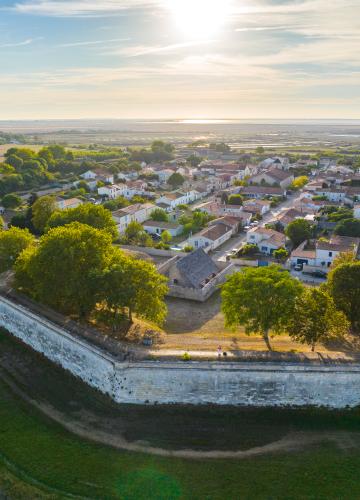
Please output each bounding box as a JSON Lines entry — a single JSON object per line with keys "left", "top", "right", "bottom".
{"left": 221, "top": 266, "right": 303, "bottom": 350}
{"left": 168, "top": 173, "right": 185, "bottom": 189}
{"left": 151, "top": 208, "right": 169, "bottom": 222}
{"left": 334, "top": 218, "right": 360, "bottom": 238}
{"left": 290, "top": 176, "right": 309, "bottom": 190}
{"left": 46, "top": 203, "right": 117, "bottom": 239}
{"left": 285, "top": 219, "right": 312, "bottom": 247}
{"left": 0, "top": 227, "right": 34, "bottom": 272}
{"left": 14, "top": 223, "right": 113, "bottom": 318}
{"left": 327, "top": 262, "right": 360, "bottom": 333}
{"left": 187, "top": 154, "right": 202, "bottom": 167}
{"left": 124, "top": 221, "right": 144, "bottom": 242}
{"left": 1, "top": 193, "right": 22, "bottom": 209}
{"left": 288, "top": 288, "right": 349, "bottom": 351}
{"left": 31, "top": 196, "right": 57, "bottom": 233}
{"left": 161, "top": 230, "right": 172, "bottom": 244}
{"left": 5, "top": 154, "right": 23, "bottom": 170}
{"left": 0, "top": 216, "right": 3, "bottom": 230}
{"left": 273, "top": 247, "right": 288, "bottom": 262}
{"left": 99, "top": 249, "right": 168, "bottom": 326}
{"left": 228, "top": 194, "right": 243, "bottom": 206}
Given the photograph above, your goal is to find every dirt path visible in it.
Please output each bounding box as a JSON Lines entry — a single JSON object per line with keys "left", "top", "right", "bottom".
{"left": 1, "top": 367, "right": 357, "bottom": 461}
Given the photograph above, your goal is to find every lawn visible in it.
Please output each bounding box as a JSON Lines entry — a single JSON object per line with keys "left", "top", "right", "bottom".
{"left": 1, "top": 327, "right": 360, "bottom": 499}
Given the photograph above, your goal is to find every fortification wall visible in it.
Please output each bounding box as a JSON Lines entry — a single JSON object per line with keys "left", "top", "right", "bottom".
{"left": 1, "top": 295, "right": 360, "bottom": 408}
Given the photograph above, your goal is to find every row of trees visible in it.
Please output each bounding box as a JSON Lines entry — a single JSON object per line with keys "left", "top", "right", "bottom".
{"left": 2, "top": 223, "right": 168, "bottom": 327}
{"left": 221, "top": 256, "right": 360, "bottom": 351}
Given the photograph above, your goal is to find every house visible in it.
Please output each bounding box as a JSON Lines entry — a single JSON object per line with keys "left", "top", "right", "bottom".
{"left": 246, "top": 227, "right": 286, "bottom": 255}
{"left": 143, "top": 220, "right": 183, "bottom": 237}
{"left": 243, "top": 199, "right": 271, "bottom": 216}
{"left": 185, "top": 223, "right": 233, "bottom": 251}
{"left": 112, "top": 203, "right": 156, "bottom": 233}
{"left": 209, "top": 216, "right": 242, "bottom": 235}
{"left": 168, "top": 249, "right": 219, "bottom": 288}
{"left": 196, "top": 201, "right": 222, "bottom": 216}
{"left": 219, "top": 204, "right": 244, "bottom": 217}
{"left": 240, "top": 186, "right": 285, "bottom": 199}
{"left": 80, "top": 169, "right": 114, "bottom": 184}
{"left": 157, "top": 169, "right": 174, "bottom": 183}
{"left": 156, "top": 191, "right": 198, "bottom": 209}
{"left": 289, "top": 241, "right": 317, "bottom": 267}
{"left": 312, "top": 188, "right": 348, "bottom": 203}
{"left": 56, "top": 197, "right": 83, "bottom": 210}
{"left": 248, "top": 168, "right": 294, "bottom": 189}
{"left": 80, "top": 170, "right": 97, "bottom": 180}
{"left": 315, "top": 236, "right": 360, "bottom": 269}
{"left": 274, "top": 208, "right": 305, "bottom": 229}
{"left": 290, "top": 236, "right": 360, "bottom": 269}
{"left": 98, "top": 183, "right": 127, "bottom": 199}
{"left": 260, "top": 157, "right": 289, "bottom": 170}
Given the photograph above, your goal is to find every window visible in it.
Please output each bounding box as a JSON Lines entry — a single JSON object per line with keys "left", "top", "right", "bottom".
{"left": 329, "top": 252, "right": 332, "bottom": 257}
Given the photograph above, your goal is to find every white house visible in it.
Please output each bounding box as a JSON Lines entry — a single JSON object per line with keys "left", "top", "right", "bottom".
{"left": 143, "top": 220, "right": 183, "bottom": 237}
{"left": 315, "top": 236, "right": 360, "bottom": 269}
{"left": 98, "top": 183, "right": 127, "bottom": 199}
{"left": 80, "top": 170, "right": 97, "bottom": 180}
{"left": 290, "top": 235, "right": 360, "bottom": 269}
{"left": 56, "top": 197, "right": 83, "bottom": 210}
{"left": 246, "top": 227, "right": 286, "bottom": 255}
{"left": 80, "top": 169, "right": 114, "bottom": 184}
{"left": 313, "top": 188, "right": 347, "bottom": 203}
{"left": 112, "top": 203, "right": 156, "bottom": 233}
{"left": 185, "top": 223, "right": 233, "bottom": 251}
{"left": 156, "top": 191, "right": 198, "bottom": 210}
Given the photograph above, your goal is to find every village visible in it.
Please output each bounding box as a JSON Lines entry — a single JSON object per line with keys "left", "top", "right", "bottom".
{"left": 1, "top": 141, "right": 359, "bottom": 308}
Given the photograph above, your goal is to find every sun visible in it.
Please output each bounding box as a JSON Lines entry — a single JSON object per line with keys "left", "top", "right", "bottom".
{"left": 164, "top": 0, "right": 231, "bottom": 39}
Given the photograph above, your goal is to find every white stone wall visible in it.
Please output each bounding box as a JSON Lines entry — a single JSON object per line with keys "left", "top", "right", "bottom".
{"left": 2, "top": 295, "right": 360, "bottom": 408}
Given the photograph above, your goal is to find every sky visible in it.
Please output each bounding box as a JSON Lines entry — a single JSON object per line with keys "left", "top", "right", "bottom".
{"left": 0, "top": 0, "right": 359, "bottom": 120}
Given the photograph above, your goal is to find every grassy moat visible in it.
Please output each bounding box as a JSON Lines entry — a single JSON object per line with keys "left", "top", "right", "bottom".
{"left": 1, "top": 329, "right": 360, "bottom": 499}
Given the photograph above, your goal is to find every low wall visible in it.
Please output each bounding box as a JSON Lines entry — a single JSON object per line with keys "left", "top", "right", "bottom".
{"left": 1, "top": 295, "right": 360, "bottom": 408}
{"left": 167, "top": 263, "right": 235, "bottom": 301}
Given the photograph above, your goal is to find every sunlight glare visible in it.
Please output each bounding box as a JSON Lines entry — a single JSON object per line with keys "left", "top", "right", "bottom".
{"left": 165, "top": 0, "right": 231, "bottom": 39}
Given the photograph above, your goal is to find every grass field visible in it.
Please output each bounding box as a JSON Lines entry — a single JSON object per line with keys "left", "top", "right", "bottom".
{"left": 1, "top": 330, "right": 360, "bottom": 499}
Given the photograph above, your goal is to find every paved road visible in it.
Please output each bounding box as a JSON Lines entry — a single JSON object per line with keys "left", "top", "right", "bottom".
{"left": 214, "top": 192, "right": 301, "bottom": 262}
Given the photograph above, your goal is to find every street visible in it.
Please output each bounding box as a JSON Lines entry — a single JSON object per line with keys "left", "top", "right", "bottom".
{"left": 213, "top": 192, "right": 301, "bottom": 262}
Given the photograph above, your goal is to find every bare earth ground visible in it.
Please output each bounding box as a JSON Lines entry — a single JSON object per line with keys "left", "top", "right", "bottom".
{"left": 162, "top": 292, "right": 341, "bottom": 355}
{"left": 1, "top": 329, "right": 360, "bottom": 461}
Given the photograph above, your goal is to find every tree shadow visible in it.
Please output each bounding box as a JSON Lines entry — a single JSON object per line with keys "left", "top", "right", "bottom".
{"left": 164, "top": 291, "right": 223, "bottom": 334}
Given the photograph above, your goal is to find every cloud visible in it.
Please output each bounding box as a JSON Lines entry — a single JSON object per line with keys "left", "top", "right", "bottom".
{"left": 13, "top": 0, "right": 160, "bottom": 16}
{"left": 0, "top": 37, "right": 41, "bottom": 48}
{"left": 109, "top": 40, "right": 213, "bottom": 57}
{"left": 59, "top": 37, "right": 130, "bottom": 47}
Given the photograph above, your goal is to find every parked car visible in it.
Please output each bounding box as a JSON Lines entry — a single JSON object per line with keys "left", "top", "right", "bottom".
{"left": 304, "top": 270, "right": 327, "bottom": 278}
{"left": 294, "top": 263, "right": 303, "bottom": 271}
